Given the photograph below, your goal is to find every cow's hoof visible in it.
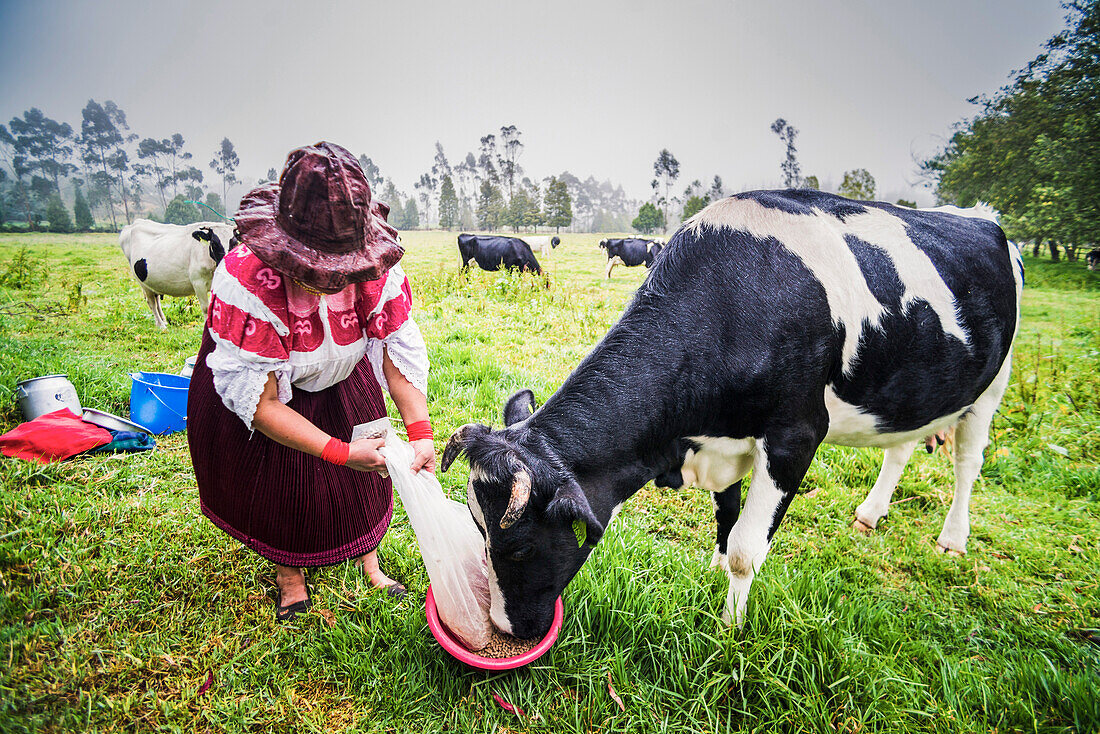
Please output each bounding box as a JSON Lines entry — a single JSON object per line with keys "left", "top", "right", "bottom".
{"left": 852, "top": 518, "right": 875, "bottom": 534}
{"left": 709, "top": 548, "right": 728, "bottom": 571}
{"left": 935, "top": 543, "right": 965, "bottom": 556}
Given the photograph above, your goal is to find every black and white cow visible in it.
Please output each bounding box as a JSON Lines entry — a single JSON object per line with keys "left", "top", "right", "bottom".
{"left": 599, "top": 237, "right": 664, "bottom": 278}
{"left": 119, "top": 218, "right": 238, "bottom": 329}
{"left": 457, "top": 234, "right": 543, "bottom": 274}
{"left": 525, "top": 235, "right": 561, "bottom": 257}
{"left": 1087, "top": 247, "right": 1099, "bottom": 271}
{"left": 442, "top": 190, "right": 1023, "bottom": 638}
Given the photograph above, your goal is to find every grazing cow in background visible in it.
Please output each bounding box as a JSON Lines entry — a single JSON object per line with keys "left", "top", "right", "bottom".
{"left": 524, "top": 235, "right": 561, "bottom": 257}
{"left": 1088, "top": 248, "right": 1099, "bottom": 271}
{"left": 443, "top": 190, "right": 1022, "bottom": 638}
{"left": 119, "top": 219, "right": 238, "bottom": 329}
{"left": 599, "top": 237, "right": 663, "bottom": 278}
{"left": 457, "top": 234, "right": 542, "bottom": 274}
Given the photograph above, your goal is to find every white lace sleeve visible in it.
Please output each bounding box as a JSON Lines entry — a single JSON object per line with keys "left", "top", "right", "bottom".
{"left": 205, "top": 342, "right": 292, "bottom": 430}
{"left": 367, "top": 318, "right": 430, "bottom": 398}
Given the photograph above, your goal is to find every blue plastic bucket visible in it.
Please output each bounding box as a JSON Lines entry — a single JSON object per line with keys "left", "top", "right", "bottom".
{"left": 129, "top": 371, "right": 190, "bottom": 434}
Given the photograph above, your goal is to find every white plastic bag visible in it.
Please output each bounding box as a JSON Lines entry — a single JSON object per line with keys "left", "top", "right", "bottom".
{"left": 368, "top": 420, "right": 492, "bottom": 650}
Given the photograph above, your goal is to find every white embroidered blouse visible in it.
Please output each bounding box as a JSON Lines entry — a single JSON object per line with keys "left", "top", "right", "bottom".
{"left": 204, "top": 245, "right": 429, "bottom": 429}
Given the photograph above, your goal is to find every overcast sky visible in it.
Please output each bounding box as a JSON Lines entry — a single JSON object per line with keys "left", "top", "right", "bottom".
{"left": 0, "top": 0, "right": 1068, "bottom": 207}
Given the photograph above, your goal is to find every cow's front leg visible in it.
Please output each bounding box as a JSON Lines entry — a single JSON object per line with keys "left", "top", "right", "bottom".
{"left": 723, "top": 427, "right": 820, "bottom": 627}
{"left": 710, "top": 481, "right": 741, "bottom": 570}
{"left": 854, "top": 442, "right": 916, "bottom": 530}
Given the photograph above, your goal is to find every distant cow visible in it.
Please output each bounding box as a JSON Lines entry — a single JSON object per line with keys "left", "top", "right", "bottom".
{"left": 1088, "top": 248, "right": 1099, "bottom": 271}
{"left": 457, "top": 234, "right": 542, "bottom": 274}
{"left": 119, "top": 219, "right": 238, "bottom": 329}
{"left": 599, "top": 237, "right": 663, "bottom": 278}
{"left": 524, "top": 235, "right": 561, "bottom": 257}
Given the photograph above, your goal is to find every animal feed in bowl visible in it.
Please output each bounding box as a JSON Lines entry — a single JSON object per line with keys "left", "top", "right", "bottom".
{"left": 472, "top": 630, "right": 540, "bottom": 659}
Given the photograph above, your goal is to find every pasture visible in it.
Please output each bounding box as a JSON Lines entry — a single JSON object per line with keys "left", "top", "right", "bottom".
{"left": 0, "top": 230, "right": 1097, "bottom": 733}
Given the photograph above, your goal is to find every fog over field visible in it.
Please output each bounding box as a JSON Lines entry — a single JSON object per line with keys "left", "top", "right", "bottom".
{"left": 0, "top": 0, "right": 1067, "bottom": 207}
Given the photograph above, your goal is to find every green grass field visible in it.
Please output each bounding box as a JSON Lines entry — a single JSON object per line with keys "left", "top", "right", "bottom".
{"left": 0, "top": 230, "right": 1097, "bottom": 733}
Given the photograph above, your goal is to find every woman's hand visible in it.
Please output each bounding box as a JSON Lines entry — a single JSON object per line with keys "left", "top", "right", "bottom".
{"left": 346, "top": 437, "right": 387, "bottom": 473}
{"left": 410, "top": 438, "right": 436, "bottom": 474}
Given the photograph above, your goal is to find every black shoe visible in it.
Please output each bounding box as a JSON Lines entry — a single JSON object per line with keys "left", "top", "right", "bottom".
{"left": 276, "top": 580, "right": 313, "bottom": 622}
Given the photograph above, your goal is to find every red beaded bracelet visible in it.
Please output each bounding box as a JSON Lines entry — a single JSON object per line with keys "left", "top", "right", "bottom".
{"left": 405, "top": 420, "right": 433, "bottom": 442}
{"left": 320, "top": 437, "right": 350, "bottom": 466}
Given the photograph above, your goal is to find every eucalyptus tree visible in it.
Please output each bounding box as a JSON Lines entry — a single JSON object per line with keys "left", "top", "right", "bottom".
{"left": 652, "top": 149, "right": 680, "bottom": 232}
{"left": 78, "top": 100, "right": 136, "bottom": 228}
{"left": 357, "top": 154, "right": 384, "bottom": 189}
{"left": 0, "top": 124, "right": 33, "bottom": 225}
{"left": 770, "top": 118, "right": 801, "bottom": 188}
{"left": 498, "top": 125, "right": 524, "bottom": 200}
{"left": 209, "top": 138, "right": 239, "bottom": 213}
{"left": 8, "top": 108, "right": 77, "bottom": 199}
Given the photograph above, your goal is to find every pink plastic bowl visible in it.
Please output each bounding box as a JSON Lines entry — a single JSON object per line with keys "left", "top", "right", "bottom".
{"left": 425, "top": 585, "right": 564, "bottom": 670}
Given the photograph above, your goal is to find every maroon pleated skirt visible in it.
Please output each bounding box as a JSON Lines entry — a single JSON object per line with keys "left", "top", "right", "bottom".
{"left": 187, "top": 331, "right": 393, "bottom": 567}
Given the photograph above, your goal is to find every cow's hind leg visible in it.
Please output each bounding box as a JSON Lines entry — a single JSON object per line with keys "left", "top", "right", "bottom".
{"left": 854, "top": 442, "right": 916, "bottom": 530}
{"left": 142, "top": 286, "right": 167, "bottom": 330}
{"left": 936, "top": 355, "right": 1012, "bottom": 553}
{"left": 710, "top": 481, "right": 742, "bottom": 570}
{"left": 605, "top": 256, "right": 622, "bottom": 279}
{"left": 724, "top": 423, "right": 823, "bottom": 627}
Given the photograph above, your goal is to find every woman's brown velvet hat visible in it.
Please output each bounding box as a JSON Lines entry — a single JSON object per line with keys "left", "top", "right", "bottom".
{"left": 235, "top": 141, "right": 403, "bottom": 291}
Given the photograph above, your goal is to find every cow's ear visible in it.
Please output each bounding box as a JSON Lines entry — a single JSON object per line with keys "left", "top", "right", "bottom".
{"left": 503, "top": 389, "right": 537, "bottom": 426}
{"left": 441, "top": 423, "right": 491, "bottom": 473}
{"left": 192, "top": 227, "right": 211, "bottom": 242}
{"left": 546, "top": 481, "right": 604, "bottom": 548}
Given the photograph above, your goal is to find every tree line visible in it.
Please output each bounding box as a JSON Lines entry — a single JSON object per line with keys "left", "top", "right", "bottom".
{"left": 3, "top": 97, "right": 934, "bottom": 238}
{"left": 633, "top": 126, "right": 888, "bottom": 235}
{"left": 0, "top": 100, "right": 242, "bottom": 232}
{"left": 0, "top": 108, "right": 613, "bottom": 234}
{"left": 923, "top": 0, "right": 1098, "bottom": 261}
{"left": 360, "top": 130, "right": 582, "bottom": 234}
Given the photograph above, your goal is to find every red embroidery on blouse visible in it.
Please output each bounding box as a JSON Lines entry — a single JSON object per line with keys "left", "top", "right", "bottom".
{"left": 214, "top": 248, "right": 411, "bottom": 357}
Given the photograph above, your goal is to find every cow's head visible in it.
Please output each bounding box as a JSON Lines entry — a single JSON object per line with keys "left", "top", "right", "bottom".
{"left": 192, "top": 227, "right": 227, "bottom": 265}
{"left": 598, "top": 239, "right": 608, "bottom": 250}
{"left": 551, "top": 236, "right": 561, "bottom": 249}
{"left": 441, "top": 389, "right": 604, "bottom": 638}
{"left": 457, "top": 233, "right": 477, "bottom": 262}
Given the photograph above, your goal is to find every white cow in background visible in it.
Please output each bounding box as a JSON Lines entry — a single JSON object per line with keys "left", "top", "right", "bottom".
{"left": 523, "top": 235, "right": 561, "bottom": 256}
{"left": 119, "top": 219, "right": 238, "bottom": 329}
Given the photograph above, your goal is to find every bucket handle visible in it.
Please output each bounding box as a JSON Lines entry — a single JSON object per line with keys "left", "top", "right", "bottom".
{"left": 146, "top": 386, "right": 188, "bottom": 423}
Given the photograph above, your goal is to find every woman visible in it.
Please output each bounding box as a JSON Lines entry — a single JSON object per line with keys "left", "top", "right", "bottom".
{"left": 187, "top": 142, "right": 433, "bottom": 620}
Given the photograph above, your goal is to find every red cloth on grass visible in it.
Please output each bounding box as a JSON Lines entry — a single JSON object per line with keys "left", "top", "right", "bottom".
{"left": 0, "top": 408, "right": 112, "bottom": 464}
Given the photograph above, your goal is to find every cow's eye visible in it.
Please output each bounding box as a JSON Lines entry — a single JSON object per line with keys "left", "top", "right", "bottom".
{"left": 508, "top": 547, "right": 534, "bottom": 562}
